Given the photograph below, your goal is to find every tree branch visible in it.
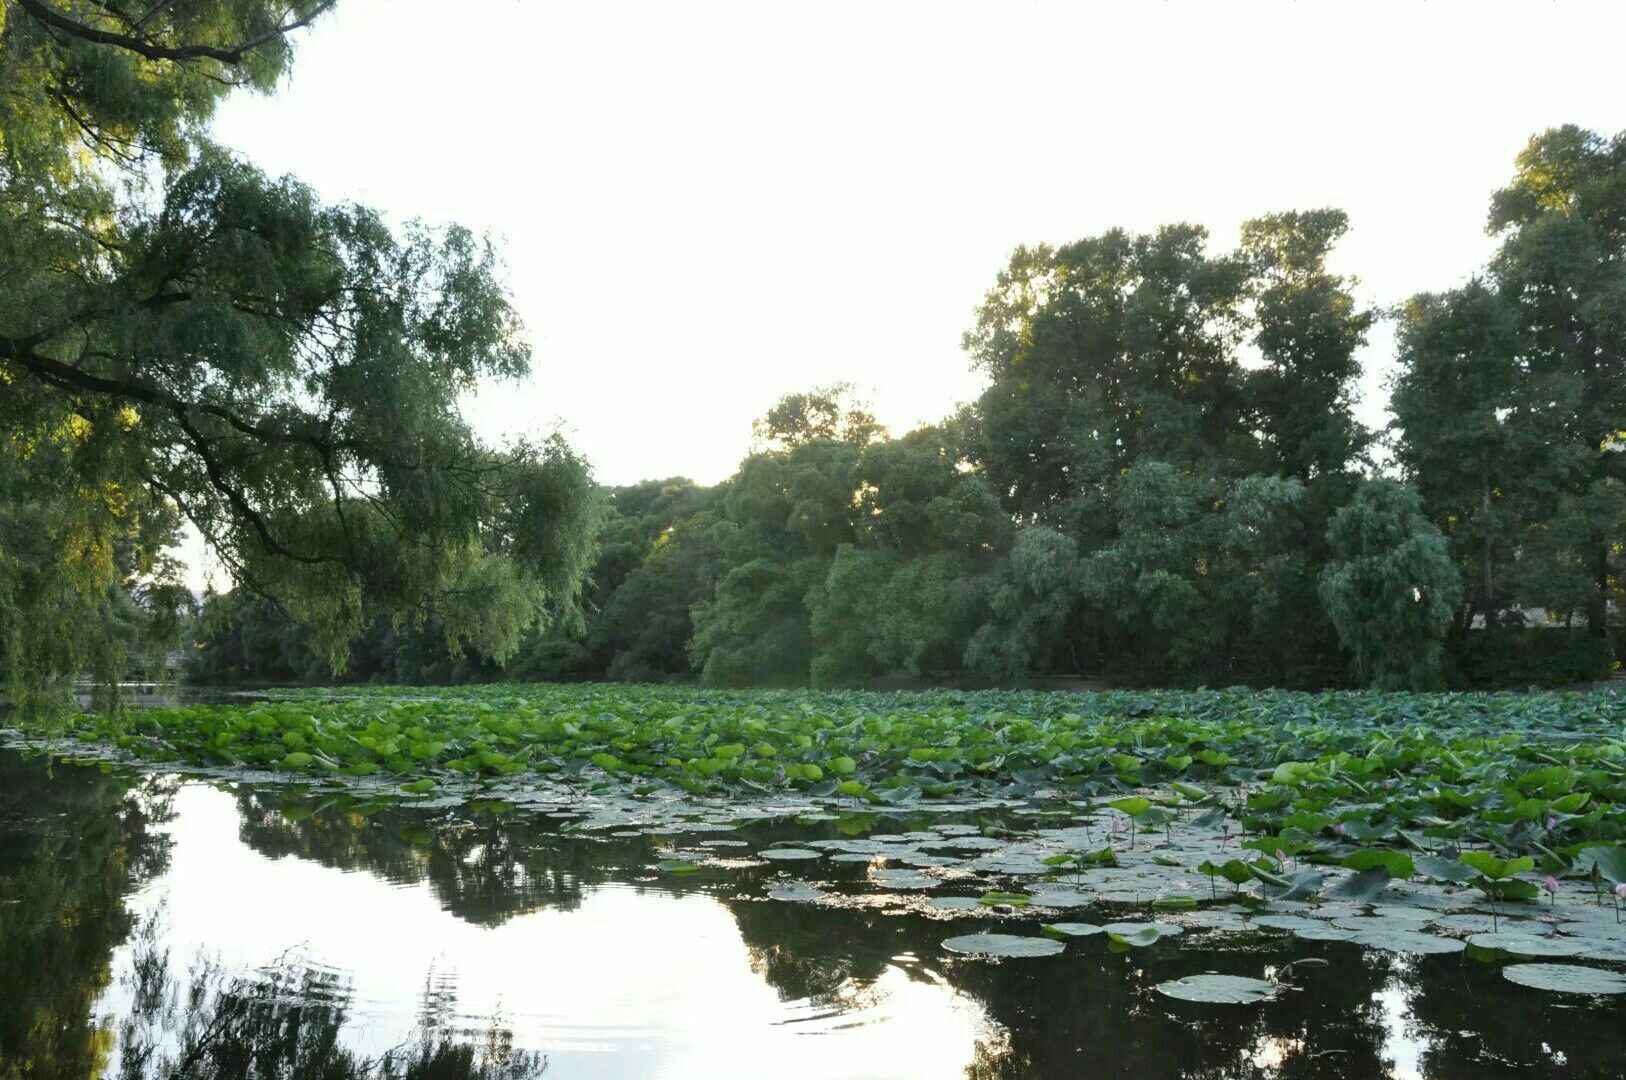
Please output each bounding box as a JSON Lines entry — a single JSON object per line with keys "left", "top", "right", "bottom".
{"left": 18, "top": 0, "right": 336, "bottom": 65}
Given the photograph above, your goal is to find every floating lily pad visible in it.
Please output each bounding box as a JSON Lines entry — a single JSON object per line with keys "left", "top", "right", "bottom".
{"left": 1041, "top": 922, "right": 1105, "bottom": 938}
{"left": 927, "top": 896, "right": 985, "bottom": 912}
{"left": 1324, "top": 868, "right": 1391, "bottom": 902}
{"left": 941, "top": 933, "right": 1065, "bottom": 958}
{"left": 766, "top": 882, "right": 826, "bottom": 902}
{"left": 1501, "top": 964, "right": 1626, "bottom": 995}
{"left": 1366, "top": 904, "right": 1433, "bottom": 922}
{"left": 1431, "top": 913, "right": 1547, "bottom": 935}
{"left": 1351, "top": 928, "right": 1465, "bottom": 955}
{"left": 1252, "top": 914, "right": 1326, "bottom": 932}
{"left": 1178, "top": 910, "right": 1253, "bottom": 932}
{"left": 872, "top": 868, "right": 936, "bottom": 890}
{"left": 759, "top": 847, "right": 822, "bottom": 861}
{"left": 1155, "top": 974, "right": 1278, "bottom": 1004}
{"left": 1466, "top": 932, "right": 1586, "bottom": 958}
{"left": 1293, "top": 924, "right": 1359, "bottom": 942}
{"left": 1104, "top": 921, "right": 1182, "bottom": 947}
{"left": 919, "top": 836, "right": 1004, "bottom": 851}
{"left": 1105, "top": 920, "right": 1184, "bottom": 937}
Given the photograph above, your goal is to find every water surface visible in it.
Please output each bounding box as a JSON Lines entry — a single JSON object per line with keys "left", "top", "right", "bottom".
{"left": 1, "top": 750, "right": 1619, "bottom": 1078}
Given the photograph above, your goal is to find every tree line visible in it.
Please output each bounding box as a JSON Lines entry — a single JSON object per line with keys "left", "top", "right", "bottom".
{"left": 188, "top": 128, "right": 1625, "bottom": 691}
{"left": 1, "top": 2, "right": 1619, "bottom": 702}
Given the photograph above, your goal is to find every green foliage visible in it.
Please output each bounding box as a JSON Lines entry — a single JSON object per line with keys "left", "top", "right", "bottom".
{"left": 54, "top": 683, "right": 1626, "bottom": 887}
{"left": 50, "top": 110, "right": 1626, "bottom": 696}
{"left": 0, "top": 0, "right": 601, "bottom": 709}
{"left": 1393, "top": 126, "right": 1626, "bottom": 662}
{"left": 1319, "top": 480, "right": 1463, "bottom": 688}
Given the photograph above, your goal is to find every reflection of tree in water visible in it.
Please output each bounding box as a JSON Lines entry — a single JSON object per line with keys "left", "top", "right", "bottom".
{"left": 725, "top": 894, "right": 1409, "bottom": 1079}
{"left": 0, "top": 753, "right": 175, "bottom": 1080}
{"left": 232, "top": 792, "right": 701, "bottom": 926}
{"left": 112, "top": 916, "right": 546, "bottom": 1079}
{"left": 1406, "top": 949, "right": 1626, "bottom": 1077}
{"left": 211, "top": 790, "right": 1626, "bottom": 1078}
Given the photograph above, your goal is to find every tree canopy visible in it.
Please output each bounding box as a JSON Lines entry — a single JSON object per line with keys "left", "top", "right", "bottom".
{"left": 1, "top": 1, "right": 600, "bottom": 710}
{"left": 4, "top": 6, "right": 1618, "bottom": 696}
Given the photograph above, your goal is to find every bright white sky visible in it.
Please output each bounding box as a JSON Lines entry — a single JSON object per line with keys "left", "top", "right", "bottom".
{"left": 185, "top": 0, "right": 1626, "bottom": 584}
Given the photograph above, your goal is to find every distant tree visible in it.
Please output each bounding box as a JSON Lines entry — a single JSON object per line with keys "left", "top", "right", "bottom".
{"left": 1078, "top": 464, "right": 1306, "bottom": 681}
{"left": 1319, "top": 480, "right": 1462, "bottom": 689}
{"left": 752, "top": 384, "right": 882, "bottom": 450}
{"left": 600, "top": 511, "right": 737, "bottom": 681}
{"left": 1391, "top": 126, "right": 1626, "bottom": 650}
{"left": 1241, "top": 209, "right": 1373, "bottom": 488}
{"left": 807, "top": 546, "right": 899, "bottom": 687}
{"left": 689, "top": 556, "right": 825, "bottom": 686}
{"left": 1390, "top": 283, "right": 1538, "bottom": 636}
{"left": 965, "top": 528, "right": 1083, "bottom": 682}
{"left": 804, "top": 424, "right": 1007, "bottom": 686}
{"left": 962, "top": 227, "right": 1253, "bottom": 525}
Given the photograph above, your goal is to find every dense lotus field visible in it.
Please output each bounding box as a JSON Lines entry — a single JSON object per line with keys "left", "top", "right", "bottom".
{"left": 16, "top": 683, "right": 1626, "bottom": 996}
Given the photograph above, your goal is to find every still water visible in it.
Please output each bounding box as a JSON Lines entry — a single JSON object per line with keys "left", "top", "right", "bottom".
{"left": 1, "top": 749, "right": 1620, "bottom": 1079}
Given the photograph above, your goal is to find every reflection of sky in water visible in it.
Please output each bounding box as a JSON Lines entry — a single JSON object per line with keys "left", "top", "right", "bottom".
{"left": 1376, "top": 976, "right": 1424, "bottom": 1080}
{"left": 98, "top": 784, "right": 997, "bottom": 1078}
{"left": 43, "top": 771, "right": 1617, "bottom": 1079}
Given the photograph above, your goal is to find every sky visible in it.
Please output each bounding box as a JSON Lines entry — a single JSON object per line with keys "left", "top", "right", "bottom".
{"left": 184, "top": 0, "right": 1626, "bottom": 584}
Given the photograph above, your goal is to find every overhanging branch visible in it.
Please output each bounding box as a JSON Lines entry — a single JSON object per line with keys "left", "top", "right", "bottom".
{"left": 18, "top": 0, "right": 337, "bottom": 65}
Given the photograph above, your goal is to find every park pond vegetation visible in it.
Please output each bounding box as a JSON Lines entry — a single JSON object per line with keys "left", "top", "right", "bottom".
{"left": 6, "top": 683, "right": 1626, "bottom": 1074}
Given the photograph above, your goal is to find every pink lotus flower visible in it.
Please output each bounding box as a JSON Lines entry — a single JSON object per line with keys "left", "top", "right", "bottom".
{"left": 1543, "top": 875, "right": 1559, "bottom": 904}
{"left": 1331, "top": 822, "right": 1346, "bottom": 838}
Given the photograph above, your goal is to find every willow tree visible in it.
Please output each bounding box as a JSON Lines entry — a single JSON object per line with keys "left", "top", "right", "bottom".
{"left": 1319, "top": 480, "right": 1462, "bottom": 689}
{"left": 0, "top": 2, "right": 600, "bottom": 710}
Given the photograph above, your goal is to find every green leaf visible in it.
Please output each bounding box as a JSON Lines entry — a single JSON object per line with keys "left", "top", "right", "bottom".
{"left": 1325, "top": 867, "right": 1391, "bottom": 902}
{"left": 1109, "top": 796, "right": 1152, "bottom": 818}
{"left": 1155, "top": 974, "right": 1277, "bottom": 1004}
{"left": 1341, "top": 849, "right": 1415, "bottom": 879}
{"left": 1573, "top": 846, "right": 1626, "bottom": 885}
{"left": 657, "top": 859, "right": 700, "bottom": 874}
{"left": 941, "top": 933, "right": 1063, "bottom": 958}
{"left": 1459, "top": 852, "right": 1534, "bottom": 880}
{"left": 1502, "top": 964, "right": 1626, "bottom": 995}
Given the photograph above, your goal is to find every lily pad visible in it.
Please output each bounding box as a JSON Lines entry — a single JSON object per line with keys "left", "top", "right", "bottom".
{"left": 1041, "top": 922, "right": 1105, "bottom": 938}
{"left": 1501, "top": 963, "right": 1626, "bottom": 995}
{"left": 872, "top": 868, "right": 936, "bottom": 890}
{"left": 1252, "top": 914, "right": 1327, "bottom": 932}
{"left": 941, "top": 932, "right": 1065, "bottom": 959}
{"left": 1324, "top": 867, "right": 1391, "bottom": 902}
{"left": 1465, "top": 932, "right": 1586, "bottom": 958}
{"left": 1351, "top": 928, "right": 1465, "bottom": 955}
{"left": 1430, "top": 913, "right": 1547, "bottom": 935}
{"left": 766, "top": 882, "right": 826, "bottom": 902}
{"left": 1155, "top": 974, "right": 1278, "bottom": 1004}
{"left": 1293, "top": 924, "right": 1359, "bottom": 942}
{"left": 926, "top": 896, "right": 985, "bottom": 912}
{"left": 656, "top": 859, "right": 700, "bottom": 874}
{"left": 759, "top": 847, "right": 822, "bottom": 861}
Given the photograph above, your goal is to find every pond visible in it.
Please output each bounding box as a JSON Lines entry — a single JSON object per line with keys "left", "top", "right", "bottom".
{"left": 2, "top": 749, "right": 1622, "bottom": 1079}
